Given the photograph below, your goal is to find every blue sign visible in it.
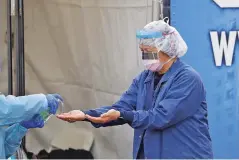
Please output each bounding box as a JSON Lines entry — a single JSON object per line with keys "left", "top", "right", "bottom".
{"left": 171, "top": 0, "right": 239, "bottom": 158}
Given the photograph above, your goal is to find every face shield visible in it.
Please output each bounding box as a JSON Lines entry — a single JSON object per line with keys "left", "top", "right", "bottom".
{"left": 136, "top": 27, "right": 176, "bottom": 72}
{"left": 136, "top": 29, "right": 164, "bottom": 67}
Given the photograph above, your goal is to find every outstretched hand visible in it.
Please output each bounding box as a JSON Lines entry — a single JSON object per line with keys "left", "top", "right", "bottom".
{"left": 85, "top": 109, "right": 121, "bottom": 124}
{"left": 57, "top": 109, "right": 121, "bottom": 124}
{"left": 56, "top": 110, "right": 86, "bottom": 123}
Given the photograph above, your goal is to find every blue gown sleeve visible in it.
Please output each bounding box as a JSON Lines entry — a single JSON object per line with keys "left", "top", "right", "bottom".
{"left": 83, "top": 72, "right": 141, "bottom": 128}
{"left": 4, "top": 123, "right": 28, "bottom": 158}
{"left": 0, "top": 94, "right": 48, "bottom": 126}
{"left": 120, "top": 70, "right": 205, "bottom": 130}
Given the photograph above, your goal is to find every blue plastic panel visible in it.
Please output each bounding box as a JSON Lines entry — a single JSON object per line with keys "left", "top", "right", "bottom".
{"left": 171, "top": 0, "right": 239, "bottom": 158}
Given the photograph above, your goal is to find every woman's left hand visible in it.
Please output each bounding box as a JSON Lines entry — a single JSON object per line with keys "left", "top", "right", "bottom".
{"left": 86, "top": 109, "right": 120, "bottom": 123}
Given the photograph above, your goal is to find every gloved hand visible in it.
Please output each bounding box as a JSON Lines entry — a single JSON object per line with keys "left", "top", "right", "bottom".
{"left": 20, "top": 114, "right": 44, "bottom": 129}
{"left": 46, "top": 94, "right": 63, "bottom": 114}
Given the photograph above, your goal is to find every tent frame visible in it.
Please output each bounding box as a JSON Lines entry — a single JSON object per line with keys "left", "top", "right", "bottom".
{"left": 6, "top": 0, "right": 26, "bottom": 157}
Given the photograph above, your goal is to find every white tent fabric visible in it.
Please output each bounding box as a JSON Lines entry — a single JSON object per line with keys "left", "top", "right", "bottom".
{"left": 0, "top": 0, "right": 153, "bottom": 158}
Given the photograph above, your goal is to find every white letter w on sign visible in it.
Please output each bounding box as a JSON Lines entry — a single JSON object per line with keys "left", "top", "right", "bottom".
{"left": 210, "top": 31, "right": 237, "bottom": 66}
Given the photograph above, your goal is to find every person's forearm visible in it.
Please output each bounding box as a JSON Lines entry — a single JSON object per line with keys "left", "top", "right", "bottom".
{"left": 0, "top": 94, "right": 48, "bottom": 125}
{"left": 119, "top": 110, "right": 134, "bottom": 123}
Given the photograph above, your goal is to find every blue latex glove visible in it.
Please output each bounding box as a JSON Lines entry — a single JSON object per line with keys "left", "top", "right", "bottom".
{"left": 46, "top": 94, "right": 63, "bottom": 114}
{"left": 20, "top": 114, "right": 44, "bottom": 129}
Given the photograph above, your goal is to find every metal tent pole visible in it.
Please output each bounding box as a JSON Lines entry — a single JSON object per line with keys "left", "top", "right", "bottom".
{"left": 7, "top": 0, "right": 13, "bottom": 95}
{"left": 15, "top": 0, "right": 27, "bottom": 155}
{"left": 15, "top": 0, "right": 20, "bottom": 96}
{"left": 152, "top": 0, "right": 163, "bottom": 21}
{"left": 19, "top": 0, "right": 25, "bottom": 96}
{"left": 19, "top": 0, "right": 27, "bottom": 154}
{"left": 15, "top": 0, "right": 25, "bottom": 97}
